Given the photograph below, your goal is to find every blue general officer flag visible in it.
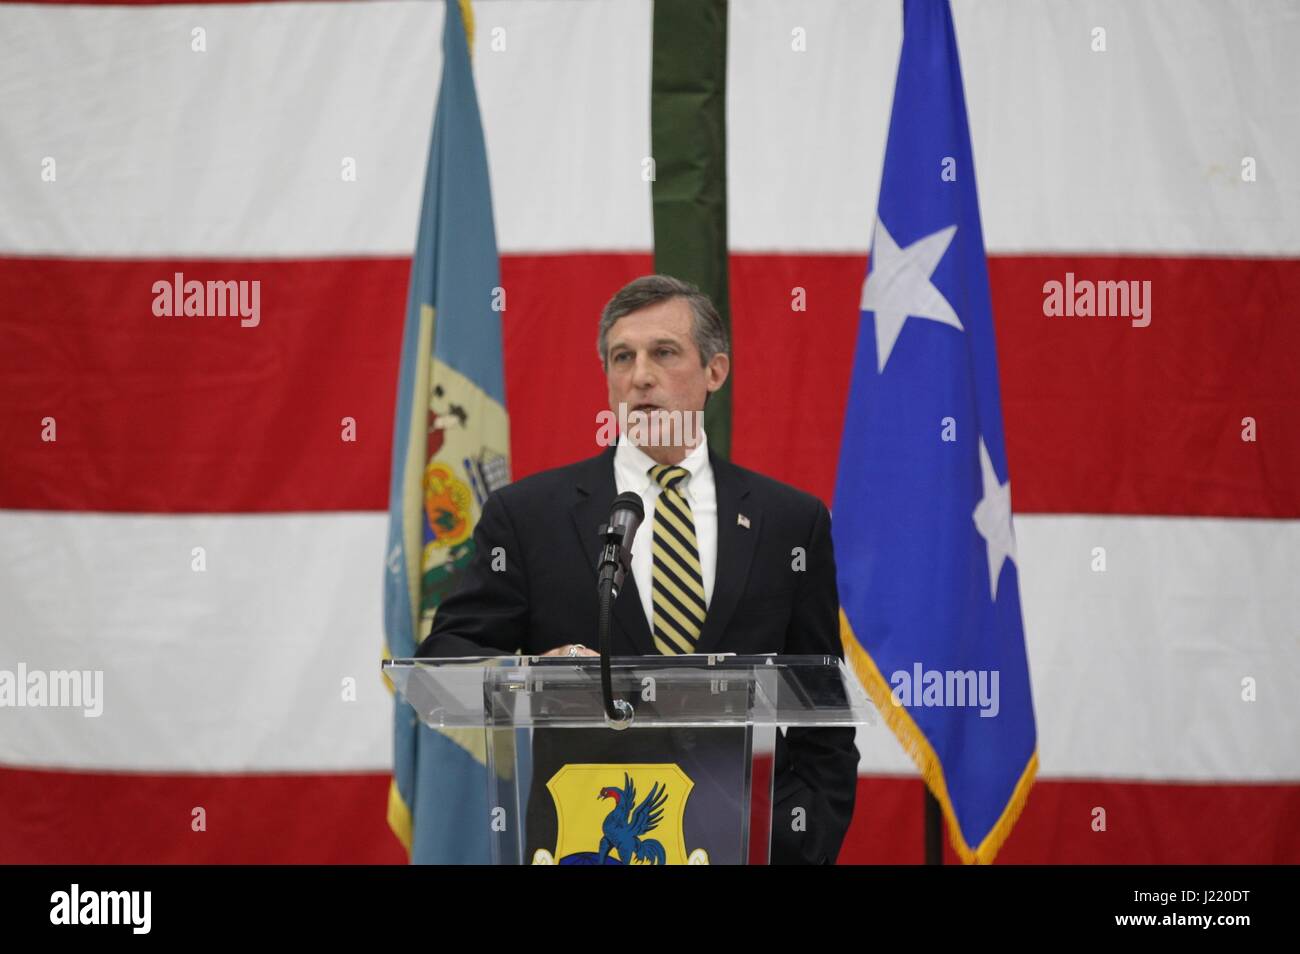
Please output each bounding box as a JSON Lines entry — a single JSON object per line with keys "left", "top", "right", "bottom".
{"left": 383, "top": 0, "right": 511, "bottom": 864}
{"left": 833, "top": 0, "right": 1037, "bottom": 864}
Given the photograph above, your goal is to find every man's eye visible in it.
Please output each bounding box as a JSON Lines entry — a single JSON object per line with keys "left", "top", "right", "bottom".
{"left": 657, "top": 348, "right": 675, "bottom": 358}
{"left": 613, "top": 352, "right": 631, "bottom": 363}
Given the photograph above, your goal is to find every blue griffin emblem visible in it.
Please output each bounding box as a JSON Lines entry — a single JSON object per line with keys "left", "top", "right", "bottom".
{"left": 593, "top": 772, "right": 670, "bottom": 865}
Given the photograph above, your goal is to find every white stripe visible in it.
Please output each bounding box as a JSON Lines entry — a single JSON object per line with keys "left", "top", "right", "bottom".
{"left": 0, "top": 0, "right": 652, "bottom": 257}
{"left": 2, "top": 511, "right": 1295, "bottom": 778}
{"left": 853, "top": 514, "right": 1300, "bottom": 781}
{"left": 10, "top": 1, "right": 1297, "bottom": 259}
{"left": 728, "top": 0, "right": 1300, "bottom": 254}
{"left": 0, "top": 512, "right": 393, "bottom": 772}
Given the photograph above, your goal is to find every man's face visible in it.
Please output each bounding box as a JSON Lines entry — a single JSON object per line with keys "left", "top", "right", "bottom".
{"left": 604, "top": 297, "right": 729, "bottom": 445}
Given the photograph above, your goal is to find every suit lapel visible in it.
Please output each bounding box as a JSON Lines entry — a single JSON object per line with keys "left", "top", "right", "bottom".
{"left": 569, "top": 448, "right": 656, "bottom": 655}
{"left": 695, "top": 452, "right": 757, "bottom": 657}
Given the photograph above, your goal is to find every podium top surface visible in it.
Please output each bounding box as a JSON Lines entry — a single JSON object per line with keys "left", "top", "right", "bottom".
{"left": 383, "top": 655, "right": 878, "bottom": 729}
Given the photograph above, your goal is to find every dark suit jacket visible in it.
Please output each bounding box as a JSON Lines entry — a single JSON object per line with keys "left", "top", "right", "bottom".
{"left": 415, "top": 445, "right": 860, "bottom": 864}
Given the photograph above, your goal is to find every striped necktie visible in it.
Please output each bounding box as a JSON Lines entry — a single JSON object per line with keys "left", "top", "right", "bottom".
{"left": 648, "top": 463, "right": 707, "bottom": 655}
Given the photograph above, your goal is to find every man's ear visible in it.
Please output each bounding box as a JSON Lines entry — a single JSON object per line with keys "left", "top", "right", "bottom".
{"left": 706, "top": 352, "right": 731, "bottom": 392}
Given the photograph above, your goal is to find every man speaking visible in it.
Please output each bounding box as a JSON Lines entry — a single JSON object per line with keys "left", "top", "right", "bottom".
{"left": 417, "top": 275, "right": 859, "bottom": 864}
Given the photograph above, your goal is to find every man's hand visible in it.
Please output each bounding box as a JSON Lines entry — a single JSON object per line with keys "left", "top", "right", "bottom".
{"left": 539, "top": 644, "right": 600, "bottom": 657}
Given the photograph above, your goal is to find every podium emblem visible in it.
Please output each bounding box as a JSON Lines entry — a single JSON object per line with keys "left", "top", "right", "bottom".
{"left": 531, "top": 764, "right": 709, "bottom": 865}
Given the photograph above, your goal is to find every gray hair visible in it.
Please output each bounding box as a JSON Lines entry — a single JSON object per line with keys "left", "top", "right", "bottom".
{"left": 597, "top": 275, "right": 730, "bottom": 369}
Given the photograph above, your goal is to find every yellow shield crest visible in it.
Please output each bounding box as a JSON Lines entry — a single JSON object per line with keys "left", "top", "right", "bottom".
{"left": 531, "top": 763, "right": 709, "bottom": 865}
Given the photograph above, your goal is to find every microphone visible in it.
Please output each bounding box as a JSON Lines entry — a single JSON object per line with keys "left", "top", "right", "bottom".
{"left": 597, "top": 491, "right": 645, "bottom": 597}
{"left": 594, "top": 491, "right": 644, "bottom": 729}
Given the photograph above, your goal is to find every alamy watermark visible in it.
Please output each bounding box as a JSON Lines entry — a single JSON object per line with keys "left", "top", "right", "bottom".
{"left": 152, "top": 271, "right": 261, "bottom": 327}
{"left": 889, "top": 663, "right": 1000, "bottom": 718}
{"left": 595, "top": 403, "right": 705, "bottom": 448}
{"left": 0, "top": 664, "right": 103, "bottom": 717}
{"left": 50, "top": 884, "right": 150, "bottom": 934}
{"left": 1042, "top": 273, "right": 1151, "bottom": 328}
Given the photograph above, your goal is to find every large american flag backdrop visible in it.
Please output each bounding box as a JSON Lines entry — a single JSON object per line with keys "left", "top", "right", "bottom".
{"left": 1, "top": 0, "right": 1296, "bottom": 863}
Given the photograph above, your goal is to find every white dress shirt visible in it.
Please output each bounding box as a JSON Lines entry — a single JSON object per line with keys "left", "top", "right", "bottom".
{"left": 613, "top": 430, "right": 717, "bottom": 633}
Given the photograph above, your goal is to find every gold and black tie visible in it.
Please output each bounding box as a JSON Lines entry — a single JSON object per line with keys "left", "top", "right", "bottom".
{"left": 648, "top": 464, "right": 707, "bottom": 655}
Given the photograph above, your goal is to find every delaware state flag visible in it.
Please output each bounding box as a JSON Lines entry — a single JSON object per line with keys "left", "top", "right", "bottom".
{"left": 833, "top": 0, "right": 1038, "bottom": 864}
{"left": 383, "top": 0, "right": 510, "bottom": 863}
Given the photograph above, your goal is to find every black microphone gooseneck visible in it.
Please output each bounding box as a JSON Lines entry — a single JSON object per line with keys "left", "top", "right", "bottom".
{"left": 595, "top": 491, "right": 644, "bottom": 728}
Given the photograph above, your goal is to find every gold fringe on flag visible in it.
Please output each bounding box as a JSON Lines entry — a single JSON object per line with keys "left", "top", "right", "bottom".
{"left": 459, "top": 0, "right": 475, "bottom": 54}
{"left": 839, "top": 609, "right": 1037, "bottom": 864}
{"left": 387, "top": 777, "right": 414, "bottom": 856}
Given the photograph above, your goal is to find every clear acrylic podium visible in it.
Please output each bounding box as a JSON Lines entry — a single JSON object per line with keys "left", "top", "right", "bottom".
{"left": 384, "top": 654, "right": 876, "bottom": 865}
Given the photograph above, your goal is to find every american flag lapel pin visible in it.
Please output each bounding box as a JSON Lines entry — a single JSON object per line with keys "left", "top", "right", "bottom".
{"left": 737, "top": 513, "right": 750, "bottom": 529}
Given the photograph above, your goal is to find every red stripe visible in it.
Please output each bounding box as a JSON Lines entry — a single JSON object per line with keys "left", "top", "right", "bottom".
{"left": 1, "top": 253, "right": 1296, "bottom": 516}
{"left": 0, "top": 257, "right": 407, "bottom": 513}
{"left": 1, "top": 765, "right": 1294, "bottom": 863}
{"left": 729, "top": 253, "right": 1300, "bottom": 516}
{"left": 0, "top": 254, "right": 648, "bottom": 513}
{"left": 0, "top": 766, "right": 406, "bottom": 864}
{"left": 841, "top": 775, "right": 1300, "bottom": 865}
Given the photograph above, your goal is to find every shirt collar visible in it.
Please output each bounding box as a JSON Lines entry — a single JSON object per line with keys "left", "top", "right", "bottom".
{"left": 615, "top": 427, "right": 710, "bottom": 492}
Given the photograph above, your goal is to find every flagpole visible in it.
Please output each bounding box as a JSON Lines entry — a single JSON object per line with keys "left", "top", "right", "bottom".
{"left": 925, "top": 790, "right": 942, "bottom": 864}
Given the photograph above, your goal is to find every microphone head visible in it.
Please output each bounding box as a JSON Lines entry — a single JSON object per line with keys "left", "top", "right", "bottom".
{"left": 599, "top": 491, "right": 645, "bottom": 589}
{"left": 610, "top": 491, "right": 645, "bottom": 521}
{"left": 607, "top": 491, "right": 645, "bottom": 549}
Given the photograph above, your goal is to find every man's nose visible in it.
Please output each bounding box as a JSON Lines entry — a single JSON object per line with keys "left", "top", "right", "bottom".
{"left": 631, "top": 352, "right": 656, "bottom": 387}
